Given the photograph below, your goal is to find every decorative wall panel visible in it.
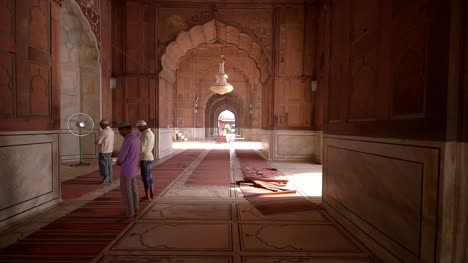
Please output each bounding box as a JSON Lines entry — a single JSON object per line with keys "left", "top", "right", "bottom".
{"left": 0, "top": 143, "right": 53, "bottom": 212}
{"left": 120, "top": 78, "right": 150, "bottom": 124}
{"left": 74, "top": 0, "right": 100, "bottom": 46}
{"left": 0, "top": 0, "right": 14, "bottom": 51}
{"left": 0, "top": 53, "right": 14, "bottom": 116}
{"left": 157, "top": 9, "right": 211, "bottom": 46}
{"left": 29, "top": 0, "right": 50, "bottom": 52}
{"left": 275, "top": 7, "right": 304, "bottom": 77}
{"left": 100, "top": 0, "right": 112, "bottom": 120}
{"left": 274, "top": 78, "right": 313, "bottom": 129}
{"left": 273, "top": 130, "right": 320, "bottom": 161}
{"left": 323, "top": 136, "right": 440, "bottom": 262}
{"left": 392, "top": 11, "right": 429, "bottom": 117}
{"left": 218, "top": 9, "right": 273, "bottom": 57}
{"left": 322, "top": 0, "right": 449, "bottom": 140}
{"left": 313, "top": 4, "right": 330, "bottom": 131}
{"left": 351, "top": 0, "right": 379, "bottom": 42}
{"left": 158, "top": 128, "right": 173, "bottom": 159}
{"left": 328, "top": 0, "right": 348, "bottom": 123}
{"left": 29, "top": 64, "right": 50, "bottom": 117}
{"left": 1, "top": 0, "right": 60, "bottom": 131}
{"left": 0, "top": 132, "right": 60, "bottom": 227}
{"left": 349, "top": 48, "right": 377, "bottom": 120}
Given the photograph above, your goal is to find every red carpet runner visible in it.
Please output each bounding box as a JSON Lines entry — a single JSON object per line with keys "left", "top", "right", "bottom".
{"left": 185, "top": 149, "right": 232, "bottom": 186}
{"left": 0, "top": 149, "right": 204, "bottom": 263}
{"left": 236, "top": 149, "right": 320, "bottom": 214}
{"left": 62, "top": 170, "right": 118, "bottom": 200}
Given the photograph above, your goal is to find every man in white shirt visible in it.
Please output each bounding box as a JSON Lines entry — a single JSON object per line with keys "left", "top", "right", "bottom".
{"left": 96, "top": 120, "right": 114, "bottom": 184}
{"left": 136, "top": 120, "right": 155, "bottom": 200}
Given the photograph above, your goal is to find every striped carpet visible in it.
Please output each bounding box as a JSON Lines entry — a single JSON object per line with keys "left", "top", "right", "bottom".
{"left": 61, "top": 170, "right": 116, "bottom": 200}
{"left": 0, "top": 149, "right": 204, "bottom": 263}
{"left": 236, "top": 149, "right": 319, "bottom": 214}
{"left": 184, "top": 149, "right": 232, "bottom": 186}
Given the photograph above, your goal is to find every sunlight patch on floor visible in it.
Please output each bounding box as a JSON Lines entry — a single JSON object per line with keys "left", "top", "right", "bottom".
{"left": 287, "top": 172, "right": 322, "bottom": 198}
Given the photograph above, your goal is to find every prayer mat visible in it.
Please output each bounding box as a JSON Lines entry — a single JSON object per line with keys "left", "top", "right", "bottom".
{"left": 236, "top": 149, "right": 320, "bottom": 214}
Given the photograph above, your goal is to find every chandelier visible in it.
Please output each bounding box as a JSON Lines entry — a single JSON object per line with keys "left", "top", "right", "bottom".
{"left": 210, "top": 54, "right": 233, "bottom": 95}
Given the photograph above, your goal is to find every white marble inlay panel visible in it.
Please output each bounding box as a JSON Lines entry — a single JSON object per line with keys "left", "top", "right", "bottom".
{"left": 60, "top": 130, "right": 98, "bottom": 159}
{"left": 0, "top": 143, "right": 53, "bottom": 210}
{"left": 142, "top": 203, "right": 231, "bottom": 221}
{"left": 327, "top": 146, "right": 422, "bottom": 254}
{"left": 237, "top": 204, "right": 327, "bottom": 222}
{"left": 239, "top": 223, "right": 360, "bottom": 252}
{"left": 272, "top": 130, "right": 321, "bottom": 161}
{"left": 323, "top": 136, "right": 440, "bottom": 262}
{"left": 112, "top": 222, "right": 232, "bottom": 251}
{"left": 277, "top": 135, "right": 317, "bottom": 155}
{"left": 60, "top": 131, "right": 79, "bottom": 158}
{"left": 158, "top": 128, "right": 174, "bottom": 158}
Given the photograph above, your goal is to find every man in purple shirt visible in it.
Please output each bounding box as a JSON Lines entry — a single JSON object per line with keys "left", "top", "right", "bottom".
{"left": 116, "top": 122, "right": 140, "bottom": 217}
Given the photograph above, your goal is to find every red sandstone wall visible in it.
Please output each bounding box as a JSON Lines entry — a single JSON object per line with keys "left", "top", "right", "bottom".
{"left": 111, "top": 0, "right": 157, "bottom": 127}
{"left": 100, "top": 0, "right": 113, "bottom": 121}
{"left": 318, "top": 1, "right": 465, "bottom": 262}
{"left": 317, "top": 0, "right": 450, "bottom": 141}
{"left": 0, "top": 0, "right": 61, "bottom": 131}
{"left": 111, "top": 1, "right": 317, "bottom": 131}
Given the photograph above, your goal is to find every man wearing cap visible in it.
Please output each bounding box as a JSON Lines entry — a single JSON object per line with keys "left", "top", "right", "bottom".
{"left": 116, "top": 122, "right": 140, "bottom": 217}
{"left": 96, "top": 120, "right": 114, "bottom": 184}
{"left": 136, "top": 120, "right": 155, "bottom": 200}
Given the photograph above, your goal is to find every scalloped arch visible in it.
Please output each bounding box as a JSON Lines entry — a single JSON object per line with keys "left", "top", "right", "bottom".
{"left": 160, "top": 19, "right": 271, "bottom": 85}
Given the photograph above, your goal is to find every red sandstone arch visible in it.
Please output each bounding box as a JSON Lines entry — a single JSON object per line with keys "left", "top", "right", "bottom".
{"left": 160, "top": 19, "right": 271, "bottom": 85}
{"left": 205, "top": 92, "right": 244, "bottom": 137}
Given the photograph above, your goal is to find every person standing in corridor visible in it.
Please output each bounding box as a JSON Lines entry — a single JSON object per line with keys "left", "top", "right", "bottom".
{"left": 116, "top": 122, "right": 140, "bottom": 217}
{"left": 96, "top": 120, "right": 114, "bottom": 184}
{"left": 136, "top": 120, "right": 155, "bottom": 201}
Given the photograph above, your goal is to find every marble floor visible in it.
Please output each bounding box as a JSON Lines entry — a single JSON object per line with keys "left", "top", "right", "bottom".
{"left": 0, "top": 141, "right": 378, "bottom": 263}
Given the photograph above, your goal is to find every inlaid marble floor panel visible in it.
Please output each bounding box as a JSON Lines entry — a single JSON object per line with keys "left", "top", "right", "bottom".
{"left": 93, "top": 142, "right": 377, "bottom": 263}
{"left": 112, "top": 222, "right": 233, "bottom": 251}
{"left": 96, "top": 200, "right": 374, "bottom": 262}
{"left": 239, "top": 223, "right": 360, "bottom": 252}
{"left": 142, "top": 203, "right": 232, "bottom": 221}
{"left": 236, "top": 204, "right": 328, "bottom": 222}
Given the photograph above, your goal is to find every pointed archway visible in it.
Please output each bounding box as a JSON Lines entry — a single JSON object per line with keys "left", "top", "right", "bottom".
{"left": 205, "top": 92, "right": 243, "bottom": 138}
{"left": 60, "top": 0, "right": 102, "bottom": 161}
{"left": 157, "top": 19, "right": 271, "bottom": 157}
{"left": 160, "top": 19, "right": 271, "bottom": 85}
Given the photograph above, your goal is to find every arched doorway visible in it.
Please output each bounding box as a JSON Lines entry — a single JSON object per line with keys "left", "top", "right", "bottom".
{"left": 158, "top": 19, "right": 271, "bottom": 154}
{"left": 205, "top": 92, "right": 243, "bottom": 138}
{"left": 218, "top": 110, "right": 236, "bottom": 136}
{"left": 59, "top": 0, "right": 101, "bottom": 162}
{"left": 174, "top": 43, "right": 261, "bottom": 141}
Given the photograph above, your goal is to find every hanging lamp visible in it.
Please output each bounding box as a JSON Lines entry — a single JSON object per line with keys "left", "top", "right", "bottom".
{"left": 210, "top": 52, "right": 233, "bottom": 95}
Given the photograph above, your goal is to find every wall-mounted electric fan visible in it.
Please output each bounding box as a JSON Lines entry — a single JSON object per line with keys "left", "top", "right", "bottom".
{"left": 67, "top": 112, "right": 95, "bottom": 167}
